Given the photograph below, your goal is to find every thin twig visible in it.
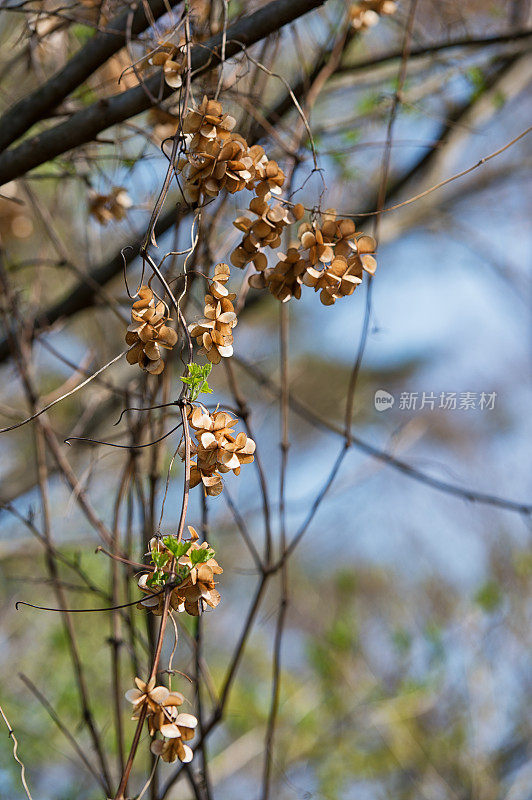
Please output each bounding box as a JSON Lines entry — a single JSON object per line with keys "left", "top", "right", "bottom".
{"left": 0, "top": 351, "right": 126, "bottom": 434}
{"left": 0, "top": 701, "right": 34, "bottom": 800}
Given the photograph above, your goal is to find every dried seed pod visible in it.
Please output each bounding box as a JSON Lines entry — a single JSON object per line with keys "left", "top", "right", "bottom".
{"left": 141, "top": 38, "right": 187, "bottom": 88}
{"left": 178, "top": 134, "right": 255, "bottom": 204}
{"left": 125, "top": 676, "right": 198, "bottom": 763}
{"left": 349, "top": 0, "right": 396, "bottom": 31}
{"left": 218, "top": 430, "right": 256, "bottom": 474}
{"left": 189, "top": 463, "right": 224, "bottom": 496}
{"left": 183, "top": 95, "right": 236, "bottom": 151}
{"left": 301, "top": 231, "right": 377, "bottom": 304}
{"left": 249, "top": 208, "right": 377, "bottom": 304}
{"left": 362, "top": 0, "right": 397, "bottom": 13}
{"left": 298, "top": 219, "right": 336, "bottom": 267}
{"left": 151, "top": 719, "right": 197, "bottom": 763}
{"left": 250, "top": 245, "right": 307, "bottom": 303}
{"left": 177, "top": 97, "right": 290, "bottom": 206}
{"left": 149, "top": 106, "right": 179, "bottom": 142}
{"left": 303, "top": 255, "right": 363, "bottom": 305}
{"left": 148, "top": 43, "right": 176, "bottom": 67}
{"left": 125, "top": 677, "right": 171, "bottom": 712}
{"left": 253, "top": 158, "right": 285, "bottom": 196}
{"left": 0, "top": 182, "right": 33, "bottom": 239}
{"left": 330, "top": 215, "right": 358, "bottom": 258}
{"left": 173, "top": 540, "right": 223, "bottom": 616}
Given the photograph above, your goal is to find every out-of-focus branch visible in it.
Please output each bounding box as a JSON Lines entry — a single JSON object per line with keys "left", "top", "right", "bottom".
{"left": 0, "top": 205, "right": 182, "bottom": 363}
{"left": 0, "top": 257, "right": 114, "bottom": 793}
{"left": 335, "top": 29, "right": 532, "bottom": 76}
{"left": 0, "top": 23, "right": 343, "bottom": 366}
{"left": 378, "top": 53, "right": 532, "bottom": 238}
{"left": 0, "top": 0, "right": 185, "bottom": 153}
{"left": 19, "top": 673, "right": 105, "bottom": 793}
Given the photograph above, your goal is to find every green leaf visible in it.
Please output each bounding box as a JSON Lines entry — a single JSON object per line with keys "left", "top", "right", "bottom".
{"left": 492, "top": 89, "right": 506, "bottom": 110}
{"left": 327, "top": 617, "right": 356, "bottom": 652}
{"left": 151, "top": 552, "right": 169, "bottom": 569}
{"left": 393, "top": 628, "right": 411, "bottom": 655}
{"left": 147, "top": 570, "right": 164, "bottom": 588}
{"left": 176, "top": 565, "right": 190, "bottom": 584}
{"left": 424, "top": 622, "right": 445, "bottom": 663}
{"left": 180, "top": 362, "right": 213, "bottom": 401}
{"left": 72, "top": 84, "right": 98, "bottom": 107}
{"left": 514, "top": 551, "right": 532, "bottom": 578}
{"left": 357, "top": 91, "right": 382, "bottom": 115}
{"left": 190, "top": 547, "right": 215, "bottom": 565}
{"left": 342, "top": 129, "right": 360, "bottom": 144}
{"left": 466, "top": 66, "right": 486, "bottom": 100}
{"left": 163, "top": 537, "right": 190, "bottom": 559}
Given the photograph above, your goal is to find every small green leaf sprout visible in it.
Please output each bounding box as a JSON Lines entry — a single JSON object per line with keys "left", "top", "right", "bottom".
{"left": 180, "top": 362, "right": 213, "bottom": 401}
{"left": 146, "top": 551, "right": 169, "bottom": 588}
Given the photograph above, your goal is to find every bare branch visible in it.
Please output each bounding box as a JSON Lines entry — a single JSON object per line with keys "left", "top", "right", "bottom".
{"left": 0, "top": 0, "right": 185, "bottom": 152}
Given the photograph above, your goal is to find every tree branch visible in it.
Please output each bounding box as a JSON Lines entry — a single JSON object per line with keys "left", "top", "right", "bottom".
{"left": 0, "top": 0, "right": 184, "bottom": 153}
{"left": 335, "top": 28, "right": 532, "bottom": 76}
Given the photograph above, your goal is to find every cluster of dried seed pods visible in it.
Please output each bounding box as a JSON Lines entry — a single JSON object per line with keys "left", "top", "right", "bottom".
{"left": 298, "top": 209, "right": 377, "bottom": 305}
{"left": 125, "top": 285, "right": 178, "bottom": 374}
{"left": 249, "top": 245, "right": 307, "bottom": 302}
{"left": 137, "top": 36, "right": 187, "bottom": 89}
{"left": 181, "top": 405, "right": 256, "bottom": 497}
{"left": 231, "top": 197, "right": 304, "bottom": 270}
{"left": 189, "top": 263, "right": 237, "bottom": 364}
{"left": 130, "top": 529, "right": 222, "bottom": 764}
{"left": 0, "top": 182, "right": 33, "bottom": 239}
{"left": 249, "top": 208, "right": 377, "bottom": 304}
{"left": 126, "top": 677, "right": 198, "bottom": 764}
{"left": 137, "top": 527, "right": 222, "bottom": 616}
{"left": 177, "top": 97, "right": 287, "bottom": 206}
